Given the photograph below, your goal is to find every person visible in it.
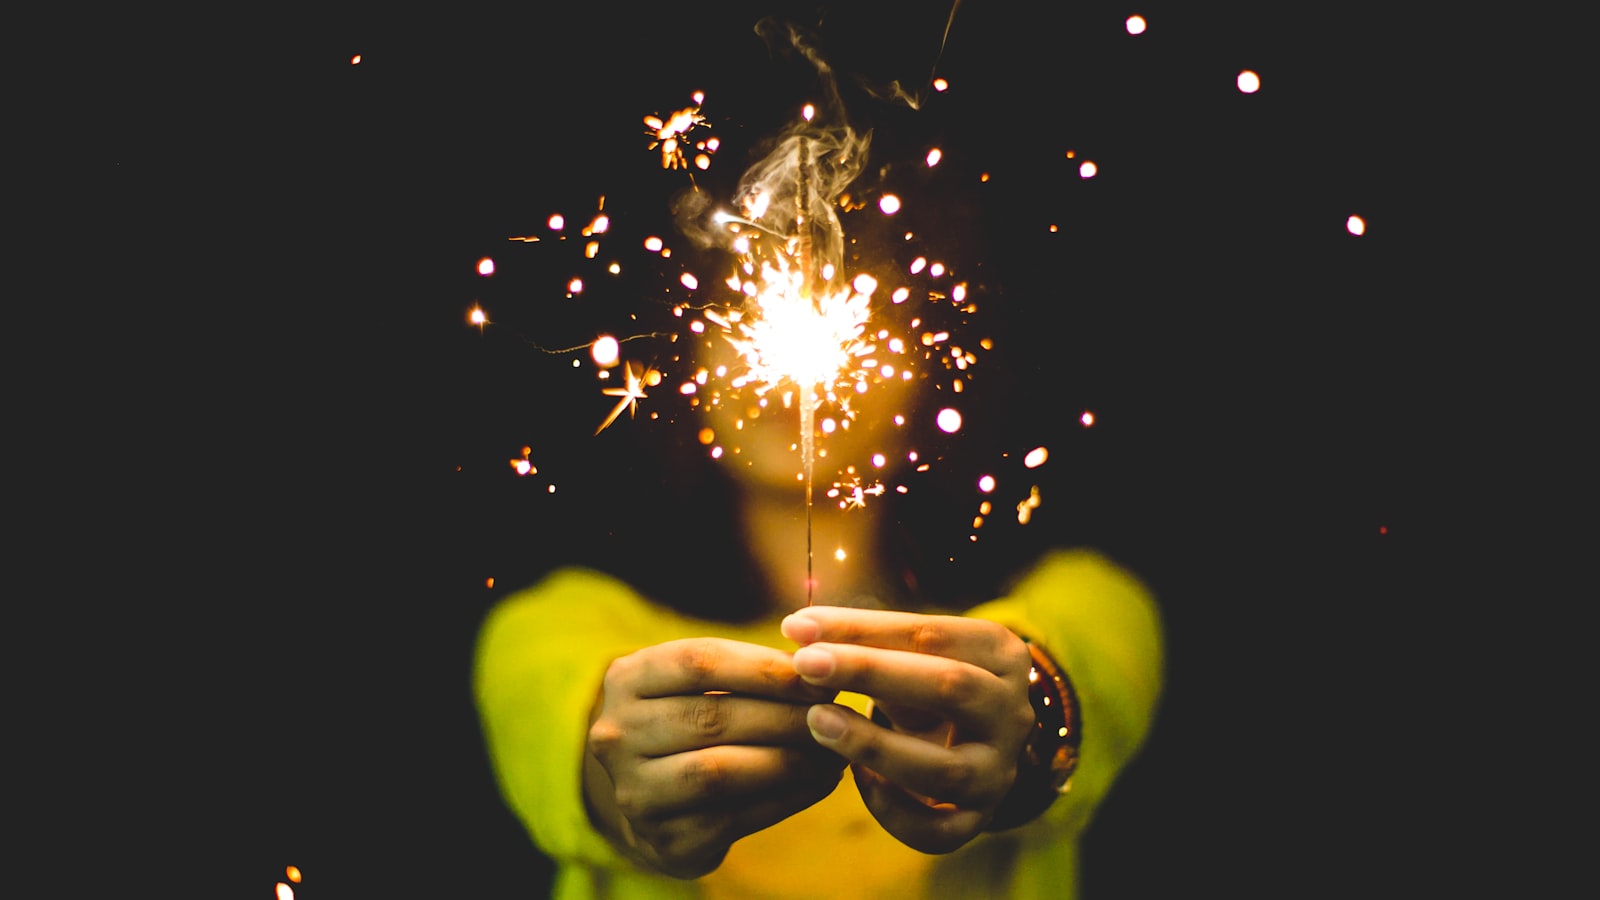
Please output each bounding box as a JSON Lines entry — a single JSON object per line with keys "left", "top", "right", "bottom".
{"left": 472, "top": 362, "right": 1166, "bottom": 898}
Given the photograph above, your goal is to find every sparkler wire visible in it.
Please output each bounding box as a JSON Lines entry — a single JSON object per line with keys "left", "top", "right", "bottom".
{"left": 798, "top": 138, "right": 816, "bottom": 607}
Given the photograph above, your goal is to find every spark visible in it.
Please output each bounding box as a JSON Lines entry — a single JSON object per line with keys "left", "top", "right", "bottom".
{"left": 1016, "top": 486, "right": 1043, "bottom": 524}
{"left": 591, "top": 335, "right": 620, "bottom": 366}
{"left": 829, "top": 477, "right": 886, "bottom": 510}
{"left": 1237, "top": 70, "right": 1261, "bottom": 93}
{"left": 645, "top": 93, "right": 711, "bottom": 170}
{"left": 509, "top": 445, "right": 537, "bottom": 476}
{"left": 595, "top": 361, "right": 660, "bottom": 435}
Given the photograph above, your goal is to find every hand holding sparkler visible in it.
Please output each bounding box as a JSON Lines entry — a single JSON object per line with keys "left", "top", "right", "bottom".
{"left": 781, "top": 606, "right": 1036, "bottom": 854}
{"left": 584, "top": 637, "right": 848, "bottom": 879}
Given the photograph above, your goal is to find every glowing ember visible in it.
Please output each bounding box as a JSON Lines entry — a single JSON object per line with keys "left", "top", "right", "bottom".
{"left": 936, "top": 408, "right": 963, "bottom": 433}
{"left": 595, "top": 361, "right": 661, "bottom": 435}
{"left": 1126, "top": 16, "right": 1147, "bottom": 35}
{"left": 645, "top": 98, "right": 712, "bottom": 170}
{"left": 1346, "top": 215, "right": 1366, "bottom": 236}
{"left": 1024, "top": 446, "right": 1048, "bottom": 468}
{"left": 1080, "top": 411, "right": 1095, "bottom": 427}
{"left": 591, "top": 335, "right": 620, "bottom": 366}
{"left": 1079, "top": 161, "right": 1098, "bottom": 179}
{"left": 1237, "top": 70, "right": 1261, "bottom": 93}
{"left": 477, "top": 257, "right": 495, "bottom": 276}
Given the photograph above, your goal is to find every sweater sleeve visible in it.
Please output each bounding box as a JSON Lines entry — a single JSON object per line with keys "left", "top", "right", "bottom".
{"left": 472, "top": 567, "right": 702, "bottom": 873}
{"left": 963, "top": 548, "right": 1166, "bottom": 837}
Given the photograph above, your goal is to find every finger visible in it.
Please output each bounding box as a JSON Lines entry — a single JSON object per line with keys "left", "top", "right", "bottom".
{"left": 792, "top": 643, "right": 1018, "bottom": 739}
{"left": 615, "top": 693, "right": 826, "bottom": 756}
{"left": 633, "top": 775, "right": 844, "bottom": 879}
{"left": 609, "top": 637, "right": 835, "bottom": 702}
{"left": 625, "top": 744, "right": 845, "bottom": 819}
{"left": 805, "top": 703, "right": 1011, "bottom": 807}
{"left": 853, "top": 765, "right": 987, "bottom": 855}
{"left": 782, "top": 607, "right": 1028, "bottom": 678}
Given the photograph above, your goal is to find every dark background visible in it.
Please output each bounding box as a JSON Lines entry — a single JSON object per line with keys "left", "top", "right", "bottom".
{"left": 40, "top": 1, "right": 1577, "bottom": 896}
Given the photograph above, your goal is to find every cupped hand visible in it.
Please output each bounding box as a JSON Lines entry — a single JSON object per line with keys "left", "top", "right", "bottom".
{"left": 780, "top": 607, "right": 1035, "bottom": 854}
{"left": 586, "top": 636, "right": 846, "bottom": 878}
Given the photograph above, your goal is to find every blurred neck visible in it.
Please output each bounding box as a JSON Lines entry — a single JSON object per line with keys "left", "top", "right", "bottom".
{"left": 738, "top": 480, "right": 893, "bottom": 613}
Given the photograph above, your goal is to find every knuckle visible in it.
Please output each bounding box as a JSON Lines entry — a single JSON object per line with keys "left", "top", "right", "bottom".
{"left": 674, "top": 639, "right": 720, "bottom": 683}
{"left": 587, "top": 718, "right": 625, "bottom": 758}
{"left": 679, "top": 752, "right": 729, "bottom": 795}
{"left": 685, "top": 694, "right": 728, "bottom": 740}
{"left": 997, "top": 628, "right": 1031, "bottom": 669}
{"left": 931, "top": 666, "right": 973, "bottom": 708}
{"left": 909, "top": 620, "right": 949, "bottom": 656}
{"left": 1011, "top": 696, "right": 1037, "bottom": 736}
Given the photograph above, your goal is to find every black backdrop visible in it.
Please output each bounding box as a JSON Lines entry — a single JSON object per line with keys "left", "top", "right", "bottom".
{"left": 39, "top": 1, "right": 1575, "bottom": 896}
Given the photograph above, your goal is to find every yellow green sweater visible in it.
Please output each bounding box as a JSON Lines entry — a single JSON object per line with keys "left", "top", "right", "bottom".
{"left": 474, "top": 548, "right": 1164, "bottom": 900}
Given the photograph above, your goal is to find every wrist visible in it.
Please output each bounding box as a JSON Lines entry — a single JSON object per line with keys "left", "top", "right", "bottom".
{"left": 985, "top": 636, "right": 1081, "bottom": 831}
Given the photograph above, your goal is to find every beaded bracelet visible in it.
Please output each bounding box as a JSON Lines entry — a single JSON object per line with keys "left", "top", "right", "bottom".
{"left": 985, "top": 637, "right": 1081, "bottom": 832}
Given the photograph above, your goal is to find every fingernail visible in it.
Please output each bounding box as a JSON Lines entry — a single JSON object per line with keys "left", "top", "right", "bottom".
{"left": 781, "top": 613, "right": 819, "bottom": 644}
{"left": 792, "top": 645, "right": 834, "bottom": 679}
{"left": 808, "top": 704, "right": 847, "bottom": 742}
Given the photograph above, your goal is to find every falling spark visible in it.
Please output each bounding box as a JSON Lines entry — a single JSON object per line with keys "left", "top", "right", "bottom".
{"left": 592, "top": 335, "right": 620, "bottom": 366}
{"left": 1016, "top": 486, "right": 1042, "bottom": 524}
{"left": 1237, "top": 70, "right": 1261, "bottom": 93}
{"left": 1126, "top": 16, "right": 1147, "bottom": 35}
{"left": 477, "top": 257, "right": 495, "bottom": 276}
{"left": 1079, "top": 161, "right": 1098, "bottom": 179}
{"left": 645, "top": 93, "right": 711, "bottom": 170}
{"left": 510, "top": 445, "right": 537, "bottom": 476}
{"left": 1347, "top": 215, "right": 1366, "bottom": 236}
{"left": 595, "top": 361, "right": 660, "bottom": 435}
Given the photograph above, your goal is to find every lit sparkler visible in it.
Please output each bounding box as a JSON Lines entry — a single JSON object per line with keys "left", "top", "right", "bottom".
{"left": 472, "top": 56, "right": 1054, "bottom": 608}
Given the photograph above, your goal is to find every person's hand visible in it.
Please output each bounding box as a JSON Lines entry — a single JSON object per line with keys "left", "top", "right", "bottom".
{"left": 780, "top": 607, "right": 1035, "bottom": 854}
{"left": 585, "top": 637, "right": 847, "bottom": 878}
